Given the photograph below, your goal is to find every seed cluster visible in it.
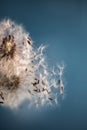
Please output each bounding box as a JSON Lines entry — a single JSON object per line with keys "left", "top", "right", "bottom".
{"left": 0, "top": 19, "right": 65, "bottom": 108}
{"left": 0, "top": 35, "right": 16, "bottom": 60}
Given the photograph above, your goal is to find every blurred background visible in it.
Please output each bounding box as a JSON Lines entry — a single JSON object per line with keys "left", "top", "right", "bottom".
{"left": 0, "top": 0, "right": 87, "bottom": 130}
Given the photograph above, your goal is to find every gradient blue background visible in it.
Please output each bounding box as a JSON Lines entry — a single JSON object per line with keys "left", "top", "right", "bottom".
{"left": 0, "top": 0, "right": 87, "bottom": 130}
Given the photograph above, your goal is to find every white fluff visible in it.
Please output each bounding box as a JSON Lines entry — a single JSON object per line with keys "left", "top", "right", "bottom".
{"left": 0, "top": 19, "right": 65, "bottom": 109}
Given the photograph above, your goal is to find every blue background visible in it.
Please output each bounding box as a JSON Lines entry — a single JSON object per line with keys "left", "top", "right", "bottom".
{"left": 0, "top": 0, "right": 87, "bottom": 130}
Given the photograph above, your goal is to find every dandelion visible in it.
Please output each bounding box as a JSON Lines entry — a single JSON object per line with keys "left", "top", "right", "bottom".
{"left": 0, "top": 19, "right": 65, "bottom": 108}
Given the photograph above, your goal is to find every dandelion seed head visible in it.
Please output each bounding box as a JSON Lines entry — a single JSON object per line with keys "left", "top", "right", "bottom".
{"left": 0, "top": 19, "right": 65, "bottom": 109}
